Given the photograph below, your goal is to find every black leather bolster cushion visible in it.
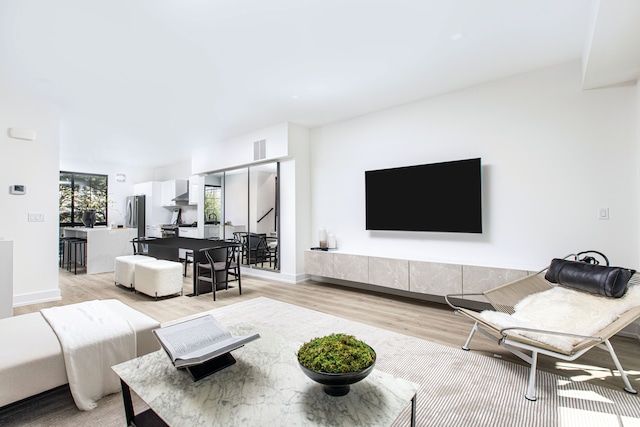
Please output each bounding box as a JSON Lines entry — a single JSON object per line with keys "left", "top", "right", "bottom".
{"left": 544, "top": 258, "right": 635, "bottom": 298}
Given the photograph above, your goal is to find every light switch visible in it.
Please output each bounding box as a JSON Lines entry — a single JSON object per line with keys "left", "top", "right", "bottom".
{"left": 28, "top": 212, "right": 45, "bottom": 222}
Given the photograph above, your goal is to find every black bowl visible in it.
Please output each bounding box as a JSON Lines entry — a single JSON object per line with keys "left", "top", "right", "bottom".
{"left": 298, "top": 361, "right": 376, "bottom": 396}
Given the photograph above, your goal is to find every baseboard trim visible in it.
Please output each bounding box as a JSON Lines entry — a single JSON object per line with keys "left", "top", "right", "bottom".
{"left": 239, "top": 268, "right": 306, "bottom": 284}
{"left": 618, "top": 322, "right": 640, "bottom": 341}
{"left": 13, "top": 289, "right": 62, "bottom": 307}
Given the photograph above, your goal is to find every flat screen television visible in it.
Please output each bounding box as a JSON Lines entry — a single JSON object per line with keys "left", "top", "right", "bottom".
{"left": 365, "top": 158, "right": 482, "bottom": 233}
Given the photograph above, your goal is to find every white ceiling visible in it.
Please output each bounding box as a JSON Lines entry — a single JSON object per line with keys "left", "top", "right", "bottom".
{"left": 0, "top": 0, "right": 638, "bottom": 169}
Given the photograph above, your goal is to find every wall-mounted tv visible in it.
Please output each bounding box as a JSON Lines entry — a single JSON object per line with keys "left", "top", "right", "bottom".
{"left": 365, "top": 158, "right": 482, "bottom": 233}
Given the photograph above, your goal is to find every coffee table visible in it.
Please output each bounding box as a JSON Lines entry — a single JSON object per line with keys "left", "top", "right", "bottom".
{"left": 112, "top": 324, "right": 419, "bottom": 426}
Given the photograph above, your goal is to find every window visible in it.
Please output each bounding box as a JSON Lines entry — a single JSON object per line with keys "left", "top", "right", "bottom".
{"left": 59, "top": 171, "right": 108, "bottom": 226}
{"left": 204, "top": 185, "right": 222, "bottom": 223}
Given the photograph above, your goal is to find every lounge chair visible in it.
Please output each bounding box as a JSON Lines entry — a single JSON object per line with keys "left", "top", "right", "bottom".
{"left": 445, "top": 256, "right": 640, "bottom": 401}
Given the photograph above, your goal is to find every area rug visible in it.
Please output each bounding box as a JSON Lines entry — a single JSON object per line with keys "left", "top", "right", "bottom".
{"left": 2, "top": 297, "right": 639, "bottom": 426}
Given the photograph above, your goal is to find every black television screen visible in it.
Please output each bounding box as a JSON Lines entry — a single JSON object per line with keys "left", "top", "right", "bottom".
{"left": 365, "top": 158, "right": 482, "bottom": 233}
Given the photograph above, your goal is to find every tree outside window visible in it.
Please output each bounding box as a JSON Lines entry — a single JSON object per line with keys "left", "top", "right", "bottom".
{"left": 59, "top": 171, "right": 108, "bottom": 226}
{"left": 204, "top": 185, "right": 222, "bottom": 223}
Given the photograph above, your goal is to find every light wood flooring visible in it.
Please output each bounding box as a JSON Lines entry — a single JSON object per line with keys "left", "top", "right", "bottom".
{"left": 17, "top": 266, "right": 640, "bottom": 396}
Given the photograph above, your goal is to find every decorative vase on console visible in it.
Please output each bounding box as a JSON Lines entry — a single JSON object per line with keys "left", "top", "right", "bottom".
{"left": 82, "top": 210, "right": 97, "bottom": 228}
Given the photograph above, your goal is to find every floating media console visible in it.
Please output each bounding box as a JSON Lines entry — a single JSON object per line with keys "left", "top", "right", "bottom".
{"left": 304, "top": 250, "right": 530, "bottom": 302}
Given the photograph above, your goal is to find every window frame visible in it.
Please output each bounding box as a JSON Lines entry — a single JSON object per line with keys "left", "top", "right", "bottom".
{"left": 59, "top": 171, "right": 109, "bottom": 227}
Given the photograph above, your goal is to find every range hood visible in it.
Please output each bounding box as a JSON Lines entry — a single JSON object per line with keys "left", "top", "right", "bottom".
{"left": 171, "top": 191, "right": 189, "bottom": 203}
{"left": 171, "top": 180, "right": 190, "bottom": 203}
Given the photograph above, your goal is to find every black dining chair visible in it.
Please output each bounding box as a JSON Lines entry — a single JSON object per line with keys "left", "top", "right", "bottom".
{"left": 196, "top": 244, "right": 242, "bottom": 301}
{"left": 131, "top": 236, "right": 157, "bottom": 255}
{"left": 233, "top": 232, "right": 249, "bottom": 264}
{"left": 265, "top": 236, "right": 278, "bottom": 269}
{"left": 246, "top": 233, "right": 272, "bottom": 267}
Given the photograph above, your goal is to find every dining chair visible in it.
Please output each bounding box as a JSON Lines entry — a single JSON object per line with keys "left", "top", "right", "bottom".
{"left": 196, "top": 244, "right": 242, "bottom": 301}
{"left": 266, "top": 236, "right": 278, "bottom": 269}
{"left": 233, "top": 232, "right": 249, "bottom": 264}
{"left": 131, "top": 236, "right": 157, "bottom": 255}
{"left": 246, "top": 233, "right": 272, "bottom": 267}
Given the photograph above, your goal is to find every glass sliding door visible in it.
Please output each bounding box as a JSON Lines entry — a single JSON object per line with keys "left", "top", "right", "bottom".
{"left": 203, "top": 162, "right": 280, "bottom": 272}
{"left": 248, "top": 162, "right": 279, "bottom": 270}
{"left": 203, "top": 172, "right": 224, "bottom": 239}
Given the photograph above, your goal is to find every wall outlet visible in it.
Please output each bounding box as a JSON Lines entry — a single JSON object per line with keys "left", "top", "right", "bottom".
{"left": 28, "top": 212, "right": 45, "bottom": 222}
{"left": 598, "top": 208, "right": 609, "bottom": 220}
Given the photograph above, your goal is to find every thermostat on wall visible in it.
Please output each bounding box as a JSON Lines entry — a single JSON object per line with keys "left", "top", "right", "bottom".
{"left": 10, "top": 185, "right": 26, "bottom": 195}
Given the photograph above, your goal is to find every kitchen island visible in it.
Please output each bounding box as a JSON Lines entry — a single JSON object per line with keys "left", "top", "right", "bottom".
{"left": 63, "top": 227, "right": 138, "bottom": 274}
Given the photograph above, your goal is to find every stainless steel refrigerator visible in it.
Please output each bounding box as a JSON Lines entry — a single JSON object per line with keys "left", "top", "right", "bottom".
{"left": 125, "top": 195, "right": 146, "bottom": 239}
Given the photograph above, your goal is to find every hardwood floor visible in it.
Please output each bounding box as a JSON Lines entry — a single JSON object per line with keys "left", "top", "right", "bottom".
{"left": 17, "top": 267, "right": 640, "bottom": 395}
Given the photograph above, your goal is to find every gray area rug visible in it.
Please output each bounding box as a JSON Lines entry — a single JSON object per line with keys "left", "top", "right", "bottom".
{"left": 1, "top": 296, "right": 639, "bottom": 426}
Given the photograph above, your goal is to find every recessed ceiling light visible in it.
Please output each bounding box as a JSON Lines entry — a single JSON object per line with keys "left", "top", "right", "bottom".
{"left": 290, "top": 95, "right": 299, "bottom": 100}
{"left": 450, "top": 33, "right": 463, "bottom": 41}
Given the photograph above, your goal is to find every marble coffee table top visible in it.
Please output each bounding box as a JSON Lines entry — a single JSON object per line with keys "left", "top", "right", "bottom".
{"left": 113, "top": 323, "right": 419, "bottom": 426}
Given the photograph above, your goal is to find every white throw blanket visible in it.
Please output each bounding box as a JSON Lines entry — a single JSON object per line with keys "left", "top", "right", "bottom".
{"left": 479, "top": 284, "right": 640, "bottom": 352}
{"left": 41, "top": 300, "right": 136, "bottom": 411}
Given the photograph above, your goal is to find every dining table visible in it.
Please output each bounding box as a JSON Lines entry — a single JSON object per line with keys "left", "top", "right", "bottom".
{"left": 140, "top": 237, "right": 239, "bottom": 296}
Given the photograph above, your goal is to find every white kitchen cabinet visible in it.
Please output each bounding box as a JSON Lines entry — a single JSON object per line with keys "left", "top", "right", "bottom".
{"left": 204, "top": 224, "right": 221, "bottom": 239}
{"left": 134, "top": 181, "right": 169, "bottom": 228}
{"left": 63, "top": 227, "right": 137, "bottom": 274}
{"left": 146, "top": 225, "right": 163, "bottom": 238}
{"left": 178, "top": 227, "right": 200, "bottom": 238}
{"left": 188, "top": 175, "right": 203, "bottom": 206}
{"left": 162, "top": 179, "right": 187, "bottom": 207}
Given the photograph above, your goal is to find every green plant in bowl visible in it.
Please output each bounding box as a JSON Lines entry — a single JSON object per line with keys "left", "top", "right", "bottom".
{"left": 297, "top": 333, "right": 376, "bottom": 396}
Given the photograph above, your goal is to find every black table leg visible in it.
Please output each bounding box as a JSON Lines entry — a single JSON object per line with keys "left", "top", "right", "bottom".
{"left": 120, "top": 379, "right": 135, "bottom": 426}
{"left": 410, "top": 393, "right": 417, "bottom": 427}
{"left": 119, "top": 379, "right": 168, "bottom": 427}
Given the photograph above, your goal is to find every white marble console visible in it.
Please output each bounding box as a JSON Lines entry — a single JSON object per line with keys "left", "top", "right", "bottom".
{"left": 305, "top": 250, "right": 529, "bottom": 300}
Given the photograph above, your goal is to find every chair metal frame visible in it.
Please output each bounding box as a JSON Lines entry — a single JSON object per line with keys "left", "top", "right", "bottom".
{"left": 446, "top": 269, "right": 640, "bottom": 401}
{"left": 196, "top": 243, "right": 242, "bottom": 301}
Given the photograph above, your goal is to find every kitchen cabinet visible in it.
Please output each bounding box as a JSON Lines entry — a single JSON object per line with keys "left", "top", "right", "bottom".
{"left": 63, "top": 227, "right": 137, "bottom": 274}
{"left": 162, "top": 179, "right": 187, "bottom": 207}
{"left": 178, "top": 227, "right": 200, "bottom": 238}
{"left": 188, "top": 175, "right": 203, "bottom": 205}
{"left": 204, "top": 224, "right": 221, "bottom": 239}
{"left": 146, "top": 225, "right": 163, "bottom": 238}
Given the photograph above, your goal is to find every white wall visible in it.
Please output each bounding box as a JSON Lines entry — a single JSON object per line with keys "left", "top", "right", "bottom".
{"left": 153, "top": 160, "right": 191, "bottom": 182}
{"left": 191, "top": 122, "right": 290, "bottom": 174}
{"left": 0, "top": 89, "right": 61, "bottom": 305}
{"left": 310, "top": 61, "right": 639, "bottom": 272}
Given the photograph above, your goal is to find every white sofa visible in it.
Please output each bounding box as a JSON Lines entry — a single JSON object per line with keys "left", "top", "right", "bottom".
{"left": 0, "top": 299, "right": 160, "bottom": 407}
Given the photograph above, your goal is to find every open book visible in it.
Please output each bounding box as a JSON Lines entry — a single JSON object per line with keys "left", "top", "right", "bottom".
{"left": 153, "top": 315, "right": 260, "bottom": 368}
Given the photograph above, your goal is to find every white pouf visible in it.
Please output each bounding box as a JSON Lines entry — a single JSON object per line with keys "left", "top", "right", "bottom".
{"left": 134, "top": 260, "right": 184, "bottom": 300}
{"left": 114, "top": 255, "right": 157, "bottom": 289}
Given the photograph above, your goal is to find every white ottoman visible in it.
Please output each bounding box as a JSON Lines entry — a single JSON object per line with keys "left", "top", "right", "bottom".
{"left": 114, "top": 255, "right": 157, "bottom": 289}
{"left": 134, "top": 260, "right": 184, "bottom": 300}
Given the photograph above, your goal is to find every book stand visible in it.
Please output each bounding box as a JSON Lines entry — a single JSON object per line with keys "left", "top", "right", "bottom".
{"left": 186, "top": 352, "right": 236, "bottom": 381}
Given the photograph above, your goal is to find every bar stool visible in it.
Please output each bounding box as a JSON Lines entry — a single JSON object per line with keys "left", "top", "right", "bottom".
{"left": 67, "top": 238, "right": 87, "bottom": 274}
{"left": 60, "top": 236, "right": 80, "bottom": 269}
